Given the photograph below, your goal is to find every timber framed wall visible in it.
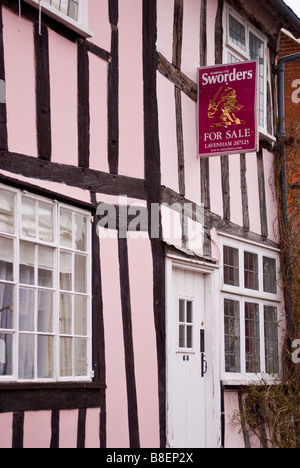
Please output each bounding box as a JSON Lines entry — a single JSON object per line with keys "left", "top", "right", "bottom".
{"left": 0, "top": 0, "right": 298, "bottom": 449}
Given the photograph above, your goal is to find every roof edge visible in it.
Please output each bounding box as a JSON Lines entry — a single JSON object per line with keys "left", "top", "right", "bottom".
{"left": 269, "top": 0, "right": 300, "bottom": 38}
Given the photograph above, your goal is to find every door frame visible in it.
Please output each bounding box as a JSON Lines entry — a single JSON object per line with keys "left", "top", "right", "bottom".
{"left": 166, "top": 252, "right": 221, "bottom": 448}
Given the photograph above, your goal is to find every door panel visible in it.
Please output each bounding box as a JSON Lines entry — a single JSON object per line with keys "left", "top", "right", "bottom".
{"left": 167, "top": 267, "right": 207, "bottom": 448}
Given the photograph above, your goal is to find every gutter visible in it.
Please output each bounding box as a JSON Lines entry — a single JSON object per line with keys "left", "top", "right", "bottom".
{"left": 274, "top": 52, "right": 300, "bottom": 340}
{"left": 269, "top": 0, "right": 300, "bottom": 38}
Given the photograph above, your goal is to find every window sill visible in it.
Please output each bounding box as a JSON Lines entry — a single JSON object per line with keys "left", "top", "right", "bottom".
{"left": 222, "top": 374, "right": 281, "bottom": 387}
{"left": 259, "top": 128, "right": 277, "bottom": 145}
{"left": 23, "top": 0, "right": 94, "bottom": 38}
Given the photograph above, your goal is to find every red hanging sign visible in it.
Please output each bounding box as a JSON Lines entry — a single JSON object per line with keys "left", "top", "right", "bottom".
{"left": 197, "top": 61, "right": 259, "bottom": 158}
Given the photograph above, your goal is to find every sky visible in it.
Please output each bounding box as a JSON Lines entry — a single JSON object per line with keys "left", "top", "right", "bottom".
{"left": 284, "top": 0, "right": 300, "bottom": 18}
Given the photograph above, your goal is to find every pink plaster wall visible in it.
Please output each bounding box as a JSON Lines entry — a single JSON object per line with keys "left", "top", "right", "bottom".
{"left": 157, "top": 0, "right": 174, "bottom": 63}
{"left": 207, "top": 0, "right": 218, "bottom": 66}
{"left": 88, "top": 0, "right": 111, "bottom": 53}
{"left": 99, "top": 231, "right": 129, "bottom": 448}
{"left": 182, "top": 92, "right": 201, "bottom": 205}
{"left": 246, "top": 152, "right": 261, "bottom": 235}
{"left": 59, "top": 409, "right": 78, "bottom": 449}
{"left": 85, "top": 408, "right": 101, "bottom": 449}
{"left": 229, "top": 154, "right": 243, "bottom": 226}
{"left": 3, "top": 7, "right": 37, "bottom": 158}
{"left": 209, "top": 158, "right": 223, "bottom": 217}
{"left": 181, "top": 0, "right": 201, "bottom": 81}
{"left": 127, "top": 235, "right": 160, "bottom": 448}
{"left": 23, "top": 411, "right": 52, "bottom": 449}
{"left": 0, "top": 413, "right": 13, "bottom": 449}
{"left": 224, "top": 392, "right": 245, "bottom": 448}
{"left": 48, "top": 29, "right": 78, "bottom": 166}
{"left": 157, "top": 73, "right": 179, "bottom": 193}
{"left": 263, "top": 149, "right": 279, "bottom": 243}
{"left": 89, "top": 54, "right": 109, "bottom": 173}
{"left": 118, "top": 0, "right": 144, "bottom": 179}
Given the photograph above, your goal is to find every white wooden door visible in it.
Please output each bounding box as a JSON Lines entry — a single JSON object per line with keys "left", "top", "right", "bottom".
{"left": 167, "top": 267, "right": 208, "bottom": 448}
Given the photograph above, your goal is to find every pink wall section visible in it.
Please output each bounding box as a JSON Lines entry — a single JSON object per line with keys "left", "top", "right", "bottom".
{"left": 0, "top": 413, "right": 13, "bottom": 448}
{"left": 89, "top": 54, "right": 109, "bottom": 173}
{"left": 85, "top": 408, "right": 101, "bottom": 449}
{"left": 100, "top": 231, "right": 129, "bottom": 448}
{"left": 3, "top": 7, "right": 37, "bottom": 158}
{"left": 246, "top": 152, "right": 261, "bottom": 235}
{"left": 118, "top": 0, "right": 144, "bottom": 179}
{"left": 181, "top": 0, "right": 201, "bottom": 81}
{"left": 209, "top": 158, "right": 223, "bottom": 218}
{"left": 157, "top": 0, "right": 174, "bottom": 63}
{"left": 88, "top": 0, "right": 111, "bottom": 53}
{"left": 182, "top": 92, "right": 201, "bottom": 205}
{"left": 49, "top": 29, "right": 78, "bottom": 166}
{"left": 59, "top": 410, "right": 78, "bottom": 449}
{"left": 127, "top": 235, "right": 160, "bottom": 448}
{"left": 263, "top": 149, "right": 279, "bottom": 243}
{"left": 23, "top": 411, "right": 52, "bottom": 449}
{"left": 229, "top": 154, "right": 243, "bottom": 226}
{"left": 157, "top": 73, "right": 179, "bottom": 194}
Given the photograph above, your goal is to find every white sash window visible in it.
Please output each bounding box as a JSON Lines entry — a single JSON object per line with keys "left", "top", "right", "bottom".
{"left": 22, "top": 0, "right": 93, "bottom": 37}
{"left": 221, "top": 236, "right": 282, "bottom": 385}
{"left": 0, "top": 185, "right": 92, "bottom": 382}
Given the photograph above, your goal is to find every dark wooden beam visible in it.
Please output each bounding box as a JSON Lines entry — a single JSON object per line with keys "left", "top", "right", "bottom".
{"left": 157, "top": 52, "right": 197, "bottom": 102}
{"left": 108, "top": 0, "right": 119, "bottom": 174}
{"left": 78, "top": 39, "right": 90, "bottom": 168}
{"left": 0, "top": 151, "right": 146, "bottom": 200}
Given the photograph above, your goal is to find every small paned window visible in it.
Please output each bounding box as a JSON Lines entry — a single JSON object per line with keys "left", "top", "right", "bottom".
{"left": 0, "top": 185, "right": 92, "bottom": 382}
{"left": 179, "top": 299, "right": 193, "bottom": 350}
{"left": 224, "top": 7, "right": 267, "bottom": 130}
{"left": 222, "top": 239, "right": 281, "bottom": 381}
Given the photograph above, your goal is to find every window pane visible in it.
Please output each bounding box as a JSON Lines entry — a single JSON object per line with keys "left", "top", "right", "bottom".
{"left": 38, "top": 291, "right": 53, "bottom": 333}
{"left": 187, "top": 326, "right": 193, "bottom": 349}
{"left": 60, "top": 294, "right": 72, "bottom": 335}
{"left": 0, "top": 191, "right": 14, "bottom": 234}
{"left": 38, "top": 203, "right": 54, "bottom": 243}
{"left": 60, "top": 210, "right": 73, "bottom": 248}
{"left": 43, "top": 0, "right": 79, "bottom": 21}
{"left": 74, "top": 338, "right": 87, "bottom": 376}
{"left": 20, "top": 242, "right": 35, "bottom": 285}
{"left": 19, "top": 288, "right": 35, "bottom": 332}
{"left": 179, "top": 299, "right": 185, "bottom": 323}
{"left": 0, "top": 333, "right": 13, "bottom": 376}
{"left": 224, "top": 299, "right": 241, "bottom": 373}
{"left": 187, "top": 302, "right": 193, "bottom": 324}
{"left": 38, "top": 335, "right": 53, "bottom": 379}
{"left": 0, "top": 284, "right": 13, "bottom": 329}
{"left": 75, "top": 214, "right": 87, "bottom": 252}
{"left": 229, "top": 14, "right": 246, "bottom": 51}
{"left": 224, "top": 246, "right": 239, "bottom": 286}
{"left": 60, "top": 337, "right": 72, "bottom": 377}
{"left": 264, "top": 306, "right": 279, "bottom": 374}
{"left": 245, "top": 303, "right": 260, "bottom": 373}
{"left": 244, "top": 251, "right": 259, "bottom": 290}
{"left": 179, "top": 325, "right": 185, "bottom": 348}
{"left": 38, "top": 246, "right": 53, "bottom": 288}
{"left": 74, "top": 295, "right": 87, "bottom": 336}
{"left": 22, "top": 197, "right": 36, "bottom": 238}
{"left": 263, "top": 257, "right": 277, "bottom": 294}
{"left": 0, "top": 237, "right": 13, "bottom": 282}
{"left": 60, "top": 252, "right": 72, "bottom": 291}
{"left": 75, "top": 255, "right": 87, "bottom": 293}
{"left": 19, "top": 334, "right": 35, "bottom": 379}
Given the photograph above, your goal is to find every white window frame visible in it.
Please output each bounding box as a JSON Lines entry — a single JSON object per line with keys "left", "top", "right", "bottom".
{"left": 220, "top": 234, "right": 282, "bottom": 385}
{"left": 23, "top": 0, "right": 93, "bottom": 38}
{"left": 223, "top": 4, "right": 269, "bottom": 136}
{"left": 0, "top": 184, "right": 93, "bottom": 383}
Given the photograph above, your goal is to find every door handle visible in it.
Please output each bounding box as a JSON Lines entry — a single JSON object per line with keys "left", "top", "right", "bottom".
{"left": 201, "top": 353, "right": 208, "bottom": 377}
{"left": 200, "top": 329, "right": 208, "bottom": 377}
